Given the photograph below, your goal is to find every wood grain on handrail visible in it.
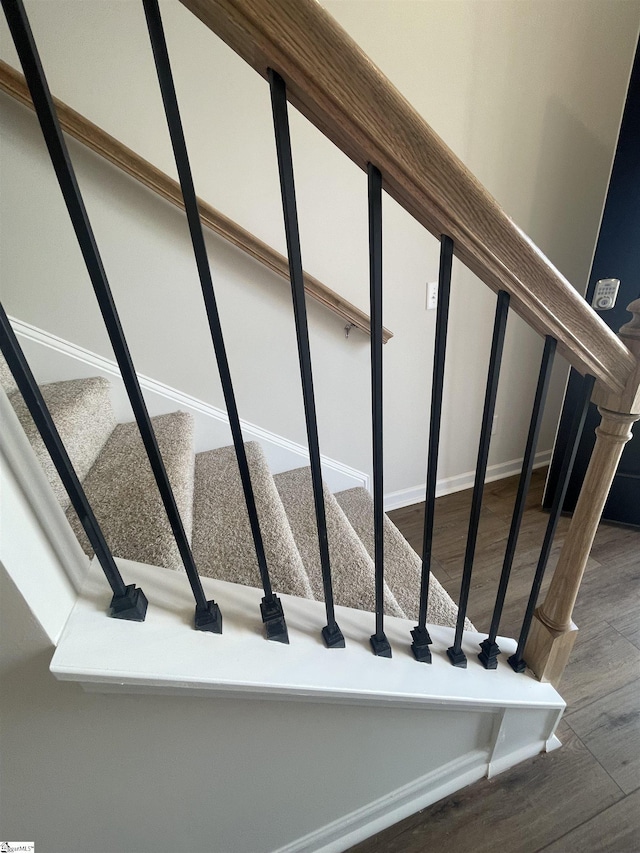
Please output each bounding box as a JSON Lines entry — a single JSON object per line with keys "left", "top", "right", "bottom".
{"left": 179, "top": 0, "right": 636, "bottom": 393}
{"left": 0, "top": 59, "right": 391, "bottom": 343}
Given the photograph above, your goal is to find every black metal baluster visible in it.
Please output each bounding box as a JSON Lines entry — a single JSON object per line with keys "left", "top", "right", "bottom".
{"left": 0, "top": 304, "right": 148, "bottom": 621}
{"left": 367, "top": 164, "right": 392, "bottom": 658}
{"left": 411, "top": 235, "right": 454, "bottom": 663}
{"left": 141, "top": 0, "right": 287, "bottom": 643}
{"left": 268, "top": 69, "right": 344, "bottom": 648}
{"left": 478, "top": 335, "right": 557, "bottom": 669}
{"left": 2, "top": 0, "right": 221, "bottom": 633}
{"left": 447, "top": 290, "right": 510, "bottom": 667}
{"left": 508, "top": 373, "right": 596, "bottom": 673}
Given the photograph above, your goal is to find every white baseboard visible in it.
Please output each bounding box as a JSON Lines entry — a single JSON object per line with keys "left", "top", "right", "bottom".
{"left": 9, "top": 316, "right": 552, "bottom": 506}
{"left": 384, "top": 451, "right": 552, "bottom": 512}
{"left": 546, "top": 732, "right": 563, "bottom": 753}
{"left": 274, "top": 749, "right": 488, "bottom": 853}
{"left": 10, "top": 317, "right": 369, "bottom": 494}
{"left": 273, "top": 701, "right": 562, "bottom": 853}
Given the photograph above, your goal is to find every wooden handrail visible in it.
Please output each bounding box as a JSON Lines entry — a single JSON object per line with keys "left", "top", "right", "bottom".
{"left": 0, "top": 59, "right": 392, "bottom": 343}
{"left": 179, "top": 0, "right": 637, "bottom": 393}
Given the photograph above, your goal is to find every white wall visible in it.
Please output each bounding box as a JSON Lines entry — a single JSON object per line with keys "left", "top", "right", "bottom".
{"left": 1, "top": 0, "right": 638, "bottom": 496}
{"left": 1, "top": 562, "right": 498, "bottom": 853}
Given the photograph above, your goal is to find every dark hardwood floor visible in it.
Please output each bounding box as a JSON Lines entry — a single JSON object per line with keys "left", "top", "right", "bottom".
{"left": 349, "top": 469, "right": 640, "bottom": 853}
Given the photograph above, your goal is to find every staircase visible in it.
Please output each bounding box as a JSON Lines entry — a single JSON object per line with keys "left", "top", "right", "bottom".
{"left": 1, "top": 1, "right": 638, "bottom": 849}
{"left": 1, "top": 362, "right": 465, "bottom": 630}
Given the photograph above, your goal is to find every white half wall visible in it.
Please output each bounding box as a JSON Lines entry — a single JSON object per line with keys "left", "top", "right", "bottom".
{"left": 0, "top": 574, "right": 491, "bottom": 853}
{"left": 0, "top": 521, "right": 564, "bottom": 853}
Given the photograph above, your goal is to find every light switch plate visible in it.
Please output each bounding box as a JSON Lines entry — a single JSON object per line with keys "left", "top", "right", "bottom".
{"left": 427, "top": 281, "right": 438, "bottom": 310}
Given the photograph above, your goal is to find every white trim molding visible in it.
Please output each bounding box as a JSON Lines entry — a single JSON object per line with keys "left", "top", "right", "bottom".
{"left": 8, "top": 315, "right": 553, "bottom": 508}
{"left": 384, "top": 451, "right": 553, "bottom": 512}
{"left": 10, "top": 316, "right": 369, "bottom": 494}
{"left": 274, "top": 750, "right": 488, "bottom": 853}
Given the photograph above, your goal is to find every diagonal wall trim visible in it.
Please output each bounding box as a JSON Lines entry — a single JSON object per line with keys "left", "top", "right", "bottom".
{"left": 9, "top": 316, "right": 369, "bottom": 494}
{"left": 9, "top": 315, "right": 552, "bottom": 506}
{"left": 272, "top": 750, "right": 489, "bottom": 853}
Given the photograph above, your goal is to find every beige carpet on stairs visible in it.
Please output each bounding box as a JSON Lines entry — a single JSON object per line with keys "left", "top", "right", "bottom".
{"left": 67, "top": 411, "right": 195, "bottom": 571}
{"left": 274, "top": 467, "right": 404, "bottom": 617}
{"left": 335, "top": 486, "right": 474, "bottom": 630}
{"left": 6, "top": 375, "right": 116, "bottom": 511}
{"left": 192, "top": 442, "right": 314, "bottom": 599}
{"left": 3, "top": 357, "right": 473, "bottom": 631}
{"left": 0, "top": 352, "right": 18, "bottom": 395}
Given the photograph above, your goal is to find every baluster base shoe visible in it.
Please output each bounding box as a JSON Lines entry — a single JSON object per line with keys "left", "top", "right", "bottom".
{"left": 370, "top": 633, "right": 392, "bottom": 658}
{"left": 507, "top": 653, "right": 527, "bottom": 673}
{"left": 110, "top": 584, "right": 148, "bottom": 622}
{"left": 411, "top": 626, "right": 433, "bottom": 663}
{"left": 447, "top": 646, "right": 468, "bottom": 668}
{"left": 322, "top": 623, "right": 346, "bottom": 648}
{"left": 478, "top": 639, "right": 501, "bottom": 670}
{"left": 261, "top": 595, "right": 289, "bottom": 644}
{"left": 194, "top": 600, "right": 223, "bottom": 633}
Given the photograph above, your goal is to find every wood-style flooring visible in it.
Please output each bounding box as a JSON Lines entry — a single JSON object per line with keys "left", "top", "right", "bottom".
{"left": 349, "top": 469, "right": 640, "bottom": 853}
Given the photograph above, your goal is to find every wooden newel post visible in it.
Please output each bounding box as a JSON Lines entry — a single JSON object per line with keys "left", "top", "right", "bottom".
{"left": 525, "top": 300, "right": 640, "bottom": 686}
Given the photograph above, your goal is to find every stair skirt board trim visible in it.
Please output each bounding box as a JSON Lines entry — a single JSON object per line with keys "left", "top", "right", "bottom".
{"left": 384, "top": 450, "right": 553, "bottom": 512}
{"left": 273, "top": 749, "right": 489, "bottom": 853}
{"left": 10, "top": 316, "right": 368, "bottom": 494}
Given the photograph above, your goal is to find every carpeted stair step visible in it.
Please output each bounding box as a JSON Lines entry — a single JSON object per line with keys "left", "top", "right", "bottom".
{"left": 5, "top": 374, "right": 116, "bottom": 511}
{"left": 67, "top": 411, "right": 195, "bottom": 571}
{"left": 192, "top": 442, "right": 314, "bottom": 599}
{"left": 274, "top": 467, "right": 404, "bottom": 618}
{"left": 0, "top": 352, "right": 18, "bottom": 395}
{"left": 335, "top": 486, "right": 473, "bottom": 630}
